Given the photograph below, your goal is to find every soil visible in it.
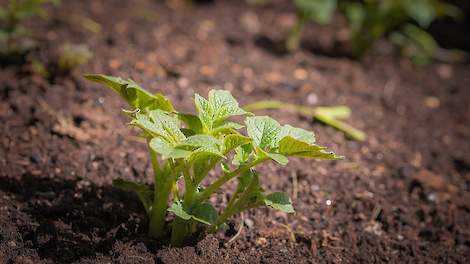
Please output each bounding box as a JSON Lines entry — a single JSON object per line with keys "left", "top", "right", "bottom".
{"left": 1, "top": 0, "right": 469, "bottom": 263}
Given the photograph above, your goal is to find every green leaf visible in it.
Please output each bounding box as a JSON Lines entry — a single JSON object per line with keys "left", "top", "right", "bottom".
{"left": 220, "top": 162, "right": 231, "bottom": 174}
{"left": 266, "top": 152, "right": 289, "bottom": 165}
{"left": 177, "top": 112, "right": 203, "bottom": 134}
{"left": 168, "top": 201, "right": 218, "bottom": 225}
{"left": 402, "top": 24, "right": 438, "bottom": 55}
{"left": 186, "top": 147, "right": 225, "bottom": 163}
{"left": 234, "top": 170, "right": 264, "bottom": 210}
{"left": 223, "top": 134, "right": 252, "bottom": 154}
{"left": 246, "top": 116, "right": 341, "bottom": 162}
{"left": 233, "top": 143, "right": 253, "bottom": 166}
{"left": 168, "top": 201, "right": 192, "bottom": 220}
{"left": 195, "top": 90, "right": 250, "bottom": 131}
{"left": 113, "top": 179, "right": 153, "bottom": 216}
{"left": 191, "top": 203, "right": 218, "bottom": 225}
{"left": 245, "top": 116, "right": 281, "bottom": 151}
{"left": 149, "top": 138, "right": 191, "bottom": 159}
{"left": 193, "top": 156, "right": 221, "bottom": 184}
{"left": 178, "top": 134, "right": 222, "bottom": 150}
{"left": 210, "top": 122, "right": 244, "bottom": 135}
{"left": 404, "top": 0, "right": 436, "bottom": 28}
{"left": 278, "top": 136, "right": 341, "bottom": 160}
{"left": 176, "top": 134, "right": 225, "bottom": 162}
{"left": 133, "top": 110, "right": 185, "bottom": 143}
{"left": 279, "top": 124, "right": 315, "bottom": 144}
{"left": 263, "top": 192, "right": 295, "bottom": 213}
{"left": 180, "top": 128, "right": 195, "bottom": 137}
{"left": 253, "top": 146, "right": 288, "bottom": 166}
{"left": 84, "top": 74, "right": 174, "bottom": 112}
{"left": 295, "top": 0, "right": 337, "bottom": 24}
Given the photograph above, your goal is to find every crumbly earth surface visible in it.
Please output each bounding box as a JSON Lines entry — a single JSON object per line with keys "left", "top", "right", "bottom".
{"left": 0, "top": 0, "right": 469, "bottom": 263}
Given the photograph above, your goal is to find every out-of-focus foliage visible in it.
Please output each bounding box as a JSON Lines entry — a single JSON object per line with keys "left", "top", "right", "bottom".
{"left": 287, "top": 0, "right": 463, "bottom": 63}
{"left": 343, "top": 0, "right": 462, "bottom": 62}
{"left": 58, "top": 43, "right": 93, "bottom": 72}
{"left": 0, "top": 0, "right": 59, "bottom": 58}
{"left": 287, "top": 0, "right": 337, "bottom": 51}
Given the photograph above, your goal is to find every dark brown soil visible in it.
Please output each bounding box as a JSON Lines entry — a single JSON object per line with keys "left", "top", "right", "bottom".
{"left": 1, "top": 0, "right": 469, "bottom": 263}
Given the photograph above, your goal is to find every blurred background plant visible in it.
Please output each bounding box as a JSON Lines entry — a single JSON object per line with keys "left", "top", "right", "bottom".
{"left": 58, "top": 43, "right": 93, "bottom": 72}
{"left": 287, "top": 0, "right": 337, "bottom": 51}
{"left": 286, "top": 0, "right": 465, "bottom": 64}
{"left": 0, "top": 0, "right": 59, "bottom": 63}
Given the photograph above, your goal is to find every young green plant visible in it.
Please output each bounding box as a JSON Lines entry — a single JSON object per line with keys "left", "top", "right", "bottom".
{"left": 286, "top": 0, "right": 463, "bottom": 63}
{"left": 85, "top": 74, "right": 342, "bottom": 246}
{"left": 287, "top": 0, "right": 337, "bottom": 51}
{"left": 0, "top": 0, "right": 59, "bottom": 60}
{"left": 343, "top": 0, "right": 463, "bottom": 63}
{"left": 58, "top": 43, "right": 93, "bottom": 72}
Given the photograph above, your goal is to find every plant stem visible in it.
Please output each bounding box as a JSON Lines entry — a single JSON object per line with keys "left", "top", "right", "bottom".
{"left": 182, "top": 162, "right": 196, "bottom": 206}
{"left": 196, "top": 159, "right": 264, "bottom": 203}
{"left": 148, "top": 189, "right": 169, "bottom": 238}
{"left": 170, "top": 217, "right": 189, "bottom": 246}
{"left": 148, "top": 147, "right": 174, "bottom": 239}
{"left": 210, "top": 173, "right": 261, "bottom": 233}
{"left": 170, "top": 161, "right": 199, "bottom": 246}
{"left": 286, "top": 16, "right": 306, "bottom": 52}
{"left": 208, "top": 189, "right": 240, "bottom": 234}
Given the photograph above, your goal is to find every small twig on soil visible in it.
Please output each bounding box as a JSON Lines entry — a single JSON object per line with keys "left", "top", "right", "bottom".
{"left": 226, "top": 213, "right": 244, "bottom": 245}
{"left": 292, "top": 171, "right": 298, "bottom": 200}
{"left": 279, "top": 224, "right": 297, "bottom": 243}
{"left": 371, "top": 205, "right": 382, "bottom": 221}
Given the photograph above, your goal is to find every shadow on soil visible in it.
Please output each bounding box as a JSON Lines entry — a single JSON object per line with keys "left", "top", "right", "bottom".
{"left": 253, "top": 34, "right": 355, "bottom": 59}
{"left": 0, "top": 174, "right": 157, "bottom": 263}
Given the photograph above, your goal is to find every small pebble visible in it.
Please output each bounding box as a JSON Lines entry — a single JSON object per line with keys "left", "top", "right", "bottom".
{"left": 307, "top": 93, "right": 318, "bottom": 105}
{"left": 224, "top": 82, "right": 234, "bottom": 91}
{"left": 177, "top": 78, "right": 189, "bottom": 88}
{"left": 294, "top": 68, "right": 308, "bottom": 80}
{"left": 311, "top": 184, "right": 320, "bottom": 192}
{"left": 109, "top": 59, "right": 121, "bottom": 70}
{"left": 427, "top": 193, "right": 436, "bottom": 202}
{"left": 7, "top": 241, "right": 17, "bottom": 247}
{"left": 135, "top": 61, "right": 147, "bottom": 71}
{"left": 244, "top": 218, "right": 254, "bottom": 229}
{"left": 240, "top": 12, "right": 260, "bottom": 34}
{"left": 424, "top": 96, "right": 440, "bottom": 109}
{"left": 256, "top": 237, "right": 268, "bottom": 246}
{"left": 437, "top": 64, "right": 453, "bottom": 79}
{"left": 200, "top": 66, "right": 216, "bottom": 76}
